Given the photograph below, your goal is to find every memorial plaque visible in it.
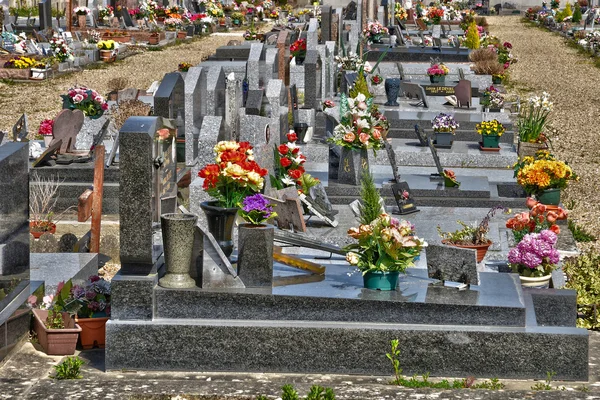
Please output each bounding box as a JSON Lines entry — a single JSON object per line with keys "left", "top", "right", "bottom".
{"left": 50, "top": 109, "right": 85, "bottom": 153}
{"left": 32, "top": 139, "right": 61, "bottom": 167}
{"left": 427, "top": 244, "right": 478, "bottom": 285}
{"left": 298, "top": 194, "right": 337, "bottom": 227}
{"left": 121, "top": 7, "right": 134, "bottom": 27}
{"left": 12, "top": 114, "right": 28, "bottom": 142}
{"left": 454, "top": 79, "right": 472, "bottom": 108}
{"left": 432, "top": 24, "right": 441, "bottom": 39}
{"left": 425, "top": 85, "right": 479, "bottom": 97}
{"left": 391, "top": 181, "right": 418, "bottom": 215}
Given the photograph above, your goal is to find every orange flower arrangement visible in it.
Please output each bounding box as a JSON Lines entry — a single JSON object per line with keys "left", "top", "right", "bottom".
{"left": 506, "top": 197, "right": 567, "bottom": 243}
{"left": 514, "top": 151, "right": 577, "bottom": 196}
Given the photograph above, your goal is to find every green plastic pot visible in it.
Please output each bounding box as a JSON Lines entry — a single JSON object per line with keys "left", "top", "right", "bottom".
{"left": 482, "top": 135, "right": 500, "bottom": 148}
{"left": 176, "top": 139, "right": 185, "bottom": 163}
{"left": 537, "top": 188, "right": 561, "bottom": 206}
{"left": 363, "top": 271, "right": 400, "bottom": 291}
{"left": 444, "top": 176, "right": 459, "bottom": 188}
{"left": 430, "top": 75, "right": 445, "bottom": 83}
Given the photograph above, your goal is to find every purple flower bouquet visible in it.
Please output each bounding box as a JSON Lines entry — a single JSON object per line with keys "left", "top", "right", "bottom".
{"left": 508, "top": 229, "right": 559, "bottom": 277}
{"left": 239, "top": 193, "right": 278, "bottom": 225}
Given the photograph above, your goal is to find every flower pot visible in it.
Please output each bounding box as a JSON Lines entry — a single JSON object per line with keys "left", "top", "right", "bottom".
{"left": 148, "top": 34, "right": 160, "bottom": 45}
{"left": 99, "top": 49, "right": 114, "bottom": 62}
{"left": 237, "top": 224, "right": 274, "bottom": 287}
{"left": 137, "top": 19, "right": 144, "bottom": 28}
{"left": 519, "top": 274, "right": 552, "bottom": 288}
{"left": 517, "top": 141, "right": 548, "bottom": 158}
{"left": 177, "top": 31, "right": 187, "bottom": 39}
{"left": 370, "top": 34, "right": 383, "bottom": 44}
{"left": 492, "top": 76, "right": 503, "bottom": 84}
{"left": 363, "top": 271, "right": 400, "bottom": 291}
{"left": 294, "top": 54, "right": 305, "bottom": 65}
{"left": 442, "top": 240, "right": 491, "bottom": 263}
{"left": 384, "top": 78, "right": 400, "bottom": 106}
{"left": 200, "top": 201, "right": 239, "bottom": 258}
{"left": 76, "top": 316, "right": 109, "bottom": 349}
{"left": 159, "top": 213, "right": 197, "bottom": 288}
{"left": 78, "top": 15, "right": 87, "bottom": 28}
{"left": 32, "top": 309, "right": 81, "bottom": 355}
{"left": 30, "top": 221, "right": 56, "bottom": 239}
{"left": 293, "top": 122, "right": 308, "bottom": 142}
{"left": 43, "top": 136, "right": 53, "bottom": 147}
{"left": 337, "top": 147, "right": 369, "bottom": 186}
{"left": 30, "top": 68, "right": 49, "bottom": 80}
{"left": 435, "top": 131, "right": 453, "bottom": 147}
{"left": 443, "top": 176, "right": 459, "bottom": 188}
{"left": 481, "top": 135, "right": 500, "bottom": 149}
{"left": 430, "top": 75, "right": 446, "bottom": 83}
{"left": 536, "top": 188, "right": 561, "bottom": 206}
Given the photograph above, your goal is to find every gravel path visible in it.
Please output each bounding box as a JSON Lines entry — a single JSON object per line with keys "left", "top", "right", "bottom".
{"left": 489, "top": 16, "right": 600, "bottom": 252}
{"left": 0, "top": 34, "right": 241, "bottom": 135}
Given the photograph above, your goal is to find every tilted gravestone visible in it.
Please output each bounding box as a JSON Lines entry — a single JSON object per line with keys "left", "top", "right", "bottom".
{"left": 12, "top": 114, "right": 28, "bottom": 142}
{"left": 391, "top": 181, "right": 418, "bottom": 215}
{"left": 32, "top": 140, "right": 61, "bottom": 167}
{"left": 426, "top": 243, "right": 478, "bottom": 285}
{"left": 454, "top": 79, "right": 472, "bottom": 109}
{"left": 400, "top": 82, "right": 428, "bottom": 108}
{"left": 121, "top": 7, "right": 134, "bottom": 27}
{"left": 50, "top": 109, "right": 85, "bottom": 153}
{"left": 413, "top": 124, "right": 429, "bottom": 146}
{"left": 154, "top": 72, "right": 185, "bottom": 139}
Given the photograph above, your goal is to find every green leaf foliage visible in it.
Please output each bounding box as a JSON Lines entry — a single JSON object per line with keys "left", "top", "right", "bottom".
{"left": 358, "top": 170, "right": 383, "bottom": 225}
{"left": 51, "top": 356, "right": 84, "bottom": 380}
{"left": 565, "top": 252, "right": 600, "bottom": 329}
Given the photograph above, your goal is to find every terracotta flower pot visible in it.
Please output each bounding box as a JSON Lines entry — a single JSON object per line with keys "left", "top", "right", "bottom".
{"left": 177, "top": 31, "right": 187, "bottom": 39}
{"left": 33, "top": 309, "right": 81, "bottom": 355}
{"left": 76, "top": 316, "right": 109, "bottom": 349}
{"left": 442, "top": 239, "right": 492, "bottom": 263}
{"left": 148, "top": 34, "right": 160, "bottom": 45}
{"left": 100, "top": 49, "right": 114, "bottom": 62}
{"left": 30, "top": 221, "right": 56, "bottom": 239}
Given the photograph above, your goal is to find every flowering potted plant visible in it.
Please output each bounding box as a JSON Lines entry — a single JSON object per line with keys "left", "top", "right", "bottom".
{"left": 69, "top": 275, "right": 111, "bottom": 349}
{"left": 244, "top": 28, "right": 258, "bottom": 41}
{"left": 148, "top": 24, "right": 162, "bottom": 44}
{"left": 38, "top": 119, "right": 54, "bottom": 147}
{"left": 427, "top": 7, "right": 445, "bottom": 24}
{"left": 98, "top": 5, "right": 114, "bottom": 24}
{"left": 231, "top": 11, "right": 244, "bottom": 25}
{"left": 442, "top": 169, "right": 460, "bottom": 188}
{"left": 97, "top": 40, "right": 117, "bottom": 62}
{"left": 345, "top": 214, "right": 425, "bottom": 290}
{"left": 178, "top": 62, "right": 192, "bottom": 72}
{"left": 290, "top": 38, "right": 307, "bottom": 64}
{"left": 237, "top": 193, "right": 278, "bottom": 287}
{"left": 514, "top": 151, "right": 578, "bottom": 206}
{"left": 32, "top": 280, "right": 82, "bottom": 355}
{"left": 31, "top": 60, "right": 52, "bottom": 80}
{"left": 270, "top": 131, "right": 306, "bottom": 189}
{"left": 363, "top": 20, "right": 388, "bottom": 43}
{"left": 1, "top": 56, "right": 35, "bottom": 80}
{"left": 49, "top": 35, "right": 74, "bottom": 63}
{"left": 74, "top": 6, "right": 90, "bottom": 27}
{"left": 437, "top": 206, "right": 508, "bottom": 262}
{"left": 129, "top": 7, "right": 146, "bottom": 25}
{"left": 165, "top": 17, "right": 183, "bottom": 31}
{"left": 431, "top": 113, "right": 459, "bottom": 147}
{"left": 477, "top": 119, "right": 505, "bottom": 150}
{"left": 61, "top": 86, "right": 109, "bottom": 119}
{"left": 394, "top": 4, "right": 408, "bottom": 21}
{"left": 198, "top": 141, "right": 268, "bottom": 257}
{"left": 426, "top": 63, "right": 449, "bottom": 83}
{"left": 327, "top": 89, "right": 388, "bottom": 185}
{"left": 506, "top": 197, "right": 566, "bottom": 243}
{"left": 509, "top": 230, "right": 559, "bottom": 288}
{"left": 370, "top": 74, "right": 383, "bottom": 85}
{"left": 480, "top": 85, "right": 504, "bottom": 112}
{"left": 517, "top": 92, "right": 552, "bottom": 157}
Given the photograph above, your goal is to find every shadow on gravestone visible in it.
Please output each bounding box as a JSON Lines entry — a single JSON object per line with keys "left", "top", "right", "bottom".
{"left": 426, "top": 244, "right": 478, "bottom": 285}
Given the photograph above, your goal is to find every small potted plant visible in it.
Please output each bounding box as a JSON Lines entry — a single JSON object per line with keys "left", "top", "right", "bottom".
{"left": 32, "top": 280, "right": 82, "bottom": 355}
{"left": 231, "top": 11, "right": 244, "bottom": 25}
{"left": 363, "top": 20, "right": 388, "bottom": 43}
{"left": 73, "top": 6, "right": 90, "bottom": 28}
{"left": 237, "top": 193, "right": 278, "bottom": 287}
{"left": 61, "top": 86, "right": 109, "bottom": 119}
{"left": 198, "top": 141, "right": 268, "bottom": 257}
{"left": 129, "top": 8, "right": 146, "bottom": 26}
{"left": 2, "top": 56, "right": 36, "bottom": 80}
{"left": 508, "top": 230, "right": 560, "bottom": 288}
{"left": 370, "top": 74, "right": 383, "bottom": 85}
{"left": 480, "top": 86, "right": 504, "bottom": 112}
{"left": 345, "top": 214, "right": 426, "bottom": 290}
{"left": 517, "top": 91, "right": 552, "bottom": 157}
{"left": 431, "top": 112, "right": 459, "bottom": 147}
{"left": 97, "top": 5, "right": 114, "bottom": 25}
{"left": 477, "top": 119, "right": 505, "bottom": 151}
{"left": 148, "top": 25, "right": 162, "bottom": 45}
{"left": 30, "top": 60, "right": 51, "bottom": 80}
{"left": 427, "top": 63, "right": 449, "bottom": 83}
{"left": 290, "top": 38, "right": 307, "bottom": 65}
{"left": 178, "top": 62, "right": 192, "bottom": 73}
{"left": 492, "top": 73, "right": 505, "bottom": 84}
{"left": 437, "top": 205, "right": 508, "bottom": 262}
{"left": 97, "top": 40, "right": 117, "bottom": 62}
{"left": 29, "top": 172, "right": 74, "bottom": 238}
{"left": 70, "top": 275, "right": 111, "bottom": 349}
{"left": 38, "top": 119, "right": 54, "bottom": 147}
{"left": 506, "top": 197, "right": 566, "bottom": 243}
{"left": 514, "top": 151, "right": 578, "bottom": 206}
{"left": 442, "top": 169, "right": 460, "bottom": 188}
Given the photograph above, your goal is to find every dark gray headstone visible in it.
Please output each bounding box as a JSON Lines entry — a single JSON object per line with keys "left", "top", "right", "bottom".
{"left": 321, "top": 5, "right": 332, "bottom": 42}
{"left": 245, "top": 90, "right": 263, "bottom": 116}
{"left": 154, "top": 73, "right": 185, "bottom": 138}
{"left": 38, "top": 0, "right": 52, "bottom": 30}
{"left": 427, "top": 244, "right": 478, "bottom": 285}
{"left": 427, "top": 138, "right": 444, "bottom": 177}
{"left": 384, "top": 141, "right": 400, "bottom": 183}
{"left": 391, "top": 181, "right": 418, "bottom": 215}
{"left": 121, "top": 7, "right": 134, "bottom": 27}
{"left": 343, "top": 1, "right": 357, "bottom": 20}
{"left": 413, "top": 124, "right": 428, "bottom": 146}
{"left": 12, "top": 114, "right": 28, "bottom": 142}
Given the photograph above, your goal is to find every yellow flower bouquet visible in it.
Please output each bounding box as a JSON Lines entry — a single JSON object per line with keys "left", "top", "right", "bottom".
{"left": 515, "top": 151, "right": 578, "bottom": 196}
{"left": 476, "top": 119, "right": 505, "bottom": 136}
{"left": 97, "top": 40, "right": 116, "bottom": 50}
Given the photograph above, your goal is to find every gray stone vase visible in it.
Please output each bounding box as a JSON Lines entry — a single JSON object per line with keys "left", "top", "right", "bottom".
{"left": 384, "top": 78, "right": 401, "bottom": 106}
{"left": 237, "top": 224, "right": 274, "bottom": 287}
{"left": 337, "top": 147, "right": 369, "bottom": 186}
{"left": 159, "top": 213, "right": 197, "bottom": 289}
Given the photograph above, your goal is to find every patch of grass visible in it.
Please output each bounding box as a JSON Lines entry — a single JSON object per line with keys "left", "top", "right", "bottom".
{"left": 568, "top": 220, "right": 597, "bottom": 242}
{"left": 0, "top": 79, "right": 16, "bottom": 85}
{"left": 50, "top": 356, "right": 84, "bottom": 380}
{"left": 531, "top": 371, "right": 556, "bottom": 390}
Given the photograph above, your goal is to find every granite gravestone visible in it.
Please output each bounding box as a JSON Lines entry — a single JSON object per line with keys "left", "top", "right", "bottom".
{"left": 343, "top": 1, "right": 357, "bottom": 20}
{"left": 38, "top": 0, "right": 52, "bottom": 30}
{"left": 413, "top": 124, "right": 428, "bottom": 146}
{"left": 454, "top": 79, "right": 472, "bottom": 109}
{"left": 50, "top": 109, "right": 85, "bottom": 153}
{"left": 427, "top": 138, "right": 445, "bottom": 177}
{"left": 391, "top": 181, "right": 418, "bottom": 215}
{"left": 121, "top": 7, "right": 134, "bottom": 27}
{"left": 426, "top": 243, "right": 478, "bottom": 285}
{"left": 154, "top": 72, "right": 185, "bottom": 139}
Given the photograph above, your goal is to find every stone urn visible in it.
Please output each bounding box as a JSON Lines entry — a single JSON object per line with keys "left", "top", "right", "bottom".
{"left": 384, "top": 78, "right": 401, "bottom": 106}
{"left": 200, "top": 201, "right": 239, "bottom": 258}
{"left": 237, "top": 224, "right": 275, "bottom": 287}
{"left": 337, "top": 147, "right": 369, "bottom": 186}
{"left": 158, "top": 213, "right": 197, "bottom": 289}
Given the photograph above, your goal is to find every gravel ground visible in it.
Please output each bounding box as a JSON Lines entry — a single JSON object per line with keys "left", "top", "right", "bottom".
{"left": 489, "top": 16, "right": 600, "bottom": 252}
{"left": 0, "top": 34, "right": 242, "bottom": 135}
